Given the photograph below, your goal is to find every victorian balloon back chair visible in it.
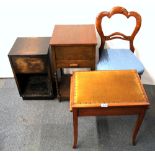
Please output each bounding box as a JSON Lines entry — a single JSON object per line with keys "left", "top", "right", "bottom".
{"left": 96, "top": 6, "right": 144, "bottom": 75}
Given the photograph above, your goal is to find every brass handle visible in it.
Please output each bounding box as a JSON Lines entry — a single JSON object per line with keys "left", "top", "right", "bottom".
{"left": 69, "top": 63, "right": 79, "bottom": 67}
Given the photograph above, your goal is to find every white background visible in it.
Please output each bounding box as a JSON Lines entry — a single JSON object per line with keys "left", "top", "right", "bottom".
{"left": 0, "top": 0, "right": 155, "bottom": 84}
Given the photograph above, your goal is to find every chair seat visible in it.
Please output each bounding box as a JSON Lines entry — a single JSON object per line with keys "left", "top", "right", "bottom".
{"left": 96, "top": 49, "right": 144, "bottom": 74}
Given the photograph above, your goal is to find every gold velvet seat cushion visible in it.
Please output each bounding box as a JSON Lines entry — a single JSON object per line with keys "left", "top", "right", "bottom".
{"left": 70, "top": 70, "right": 149, "bottom": 110}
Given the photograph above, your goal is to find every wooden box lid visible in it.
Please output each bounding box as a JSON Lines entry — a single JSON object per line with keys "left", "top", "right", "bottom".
{"left": 70, "top": 70, "right": 149, "bottom": 110}
{"left": 50, "top": 25, "right": 97, "bottom": 45}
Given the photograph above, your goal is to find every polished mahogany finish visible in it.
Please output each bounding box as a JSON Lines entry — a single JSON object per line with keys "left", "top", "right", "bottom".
{"left": 96, "top": 6, "right": 142, "bottom": 52}
{"left": 50, "top": 25, "right": 97, "bottom": 45}
{"left": 8, "top": 37, "right": 55, "bottom": 99}
{"left": 70, "top": 70, "right": 149, "bottom": 148}
{"left": 50, "top": 25, "right": 97, "bottom": 101}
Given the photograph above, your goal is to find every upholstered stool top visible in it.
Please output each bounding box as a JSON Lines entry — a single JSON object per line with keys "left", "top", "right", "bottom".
{"left": 70, "top": 70, "right": 149, "bottom": 111}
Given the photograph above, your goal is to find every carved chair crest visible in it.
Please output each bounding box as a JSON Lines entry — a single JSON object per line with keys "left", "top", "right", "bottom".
{"left": 96, "top": 6, "right": 142, "bottom": 52}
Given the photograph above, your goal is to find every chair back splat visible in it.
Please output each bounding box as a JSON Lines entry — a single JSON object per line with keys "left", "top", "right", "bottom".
{"left": 96, "top": 6, "right": 142, "bottom": 52}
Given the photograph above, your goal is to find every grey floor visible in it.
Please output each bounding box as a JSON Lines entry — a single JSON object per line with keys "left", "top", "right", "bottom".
{"left": 0, "top": 78, "right": 155, "bottom": 151}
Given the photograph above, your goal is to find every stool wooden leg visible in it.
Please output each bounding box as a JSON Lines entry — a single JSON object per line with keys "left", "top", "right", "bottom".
{"left": 73, "top": 108, "right": 78, "bottom": 148}
{"left": 132, "top": 111, "right": 146, "bottom": 145}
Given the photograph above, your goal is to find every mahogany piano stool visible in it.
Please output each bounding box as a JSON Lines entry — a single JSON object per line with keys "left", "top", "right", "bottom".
{"left": 70, "top": 70, "right": 149, "bottom": 148}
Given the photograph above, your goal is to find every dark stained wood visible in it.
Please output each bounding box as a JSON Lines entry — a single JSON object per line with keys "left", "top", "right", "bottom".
{"left": 9, "top": 37, "right": 50, "bottom": 55}
{"left": 54, "top": 71, "right": 71, "bottom": 102}
{"left": 96, "top": 6, "right": 142, "bottom": 52}
{"left": 50, "top": 25, "right": 97, "bottom": 101}
{"left": 19, "top": 73, "right": 53, "bottom": 99}
{"left": 8, "top": 37, "right": 55, "bottom": 99}
{"left": 58, "top": 74, "right": 70, "bottom": 101}
{"left": 12, "top": 57, "right": 47, "bottom": 73}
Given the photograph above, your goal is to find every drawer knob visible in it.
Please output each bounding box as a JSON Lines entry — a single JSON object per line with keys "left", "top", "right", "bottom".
{"left": 69, "top": 64, "right": 79, "bottom": 67}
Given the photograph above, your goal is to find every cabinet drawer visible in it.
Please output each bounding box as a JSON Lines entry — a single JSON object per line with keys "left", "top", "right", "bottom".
{"left": 56, "top": 60, "right": 93, "bottom": 68}
{"left": 12, "top": 57, "right": 47, "bottom": 73}
{"left": 55, "top": 46, "right": 94, "bottom": 60}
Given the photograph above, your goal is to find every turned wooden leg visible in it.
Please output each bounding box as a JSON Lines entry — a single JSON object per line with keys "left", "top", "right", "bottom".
{"left": 132, "top": 111, "right": 146, "bottom": 145}
{"left": 73, "top": 108, "right": 78, "bottom": 148}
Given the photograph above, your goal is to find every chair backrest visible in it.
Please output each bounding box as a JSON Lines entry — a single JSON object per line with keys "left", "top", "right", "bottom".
{"left": 96, "top": 6, "right": 142, "bottom": 52}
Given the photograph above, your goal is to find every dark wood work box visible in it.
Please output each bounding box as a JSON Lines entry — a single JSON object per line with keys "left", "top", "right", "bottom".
{"left": 50, "top": 25, "right": 97, "bottom": 101}
{"left": 8, "top": 37, "right": 55, "bottom": 99}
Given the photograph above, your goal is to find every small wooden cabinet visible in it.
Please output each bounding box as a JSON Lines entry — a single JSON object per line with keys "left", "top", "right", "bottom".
{"left": 8, "top": 37, "right": 55, "bottom": 99}
{"left": 50, "top": 25, "right": 97, "bottom": 101}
